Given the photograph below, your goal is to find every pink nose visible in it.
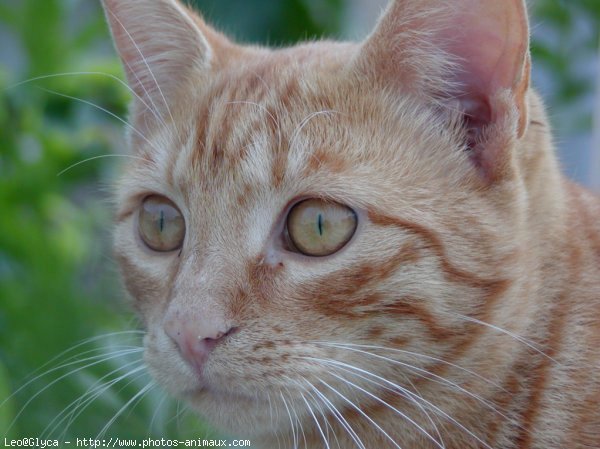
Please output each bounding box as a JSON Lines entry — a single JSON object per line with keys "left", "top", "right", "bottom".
{"left": 164, "top": 319, "right": 236, "bottom": 374}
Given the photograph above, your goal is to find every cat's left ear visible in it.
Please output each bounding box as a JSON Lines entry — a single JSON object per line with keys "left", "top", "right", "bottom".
{"left": 356, "top": 0, "right": 531, "bottom": 183}
{"left": 101, "top": 0, "right": 215, "bottom": 128}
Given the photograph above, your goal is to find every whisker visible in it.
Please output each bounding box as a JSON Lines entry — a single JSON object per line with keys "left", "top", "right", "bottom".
{"left": 283, "top": 386, "right": 308, "bottom": 449}
{"left": 326, "top": 370, "right": 445, "bottom": 449}
{"left": 303, "top": 380, "right": 367, "bottom": 449}
{"left": 308, "top": 357, "right": 494, "bottom": 449}
{"left": 148, "top": 391, "right": 169, "bottom": 436}
{"left": 316, "top": 358, "right": 446, "bottom": 449}
{"left": 315, "top": 346, "right": 507, "bottom": 419}
{"left": 4, "top": 348, "right": 143, "bottom": 437}
{"left": 3, "top": 345, "right": 142, "bottom": 412}
{"left": 267, "top": 392, "right": 275, "bottom": 430}
{"left": 318, "top": 378, "right": 404, "bottom": 449}
{"left": 45, "top": 361, "right": 146, "bottom": 440}
{"left": 267, "top": 392, "right": 283, "bottom": 449}
{"left": 442, "top": 312, "right": 561, "bottom": 365}
{"left": 298, "top": 390, "right": 331, "bottom": 449}
{"left": 58, "top": 366, "right": 148, "bottom": 441}
{"left": 280, "top": 391, "right": 299, "bottom": 449}
{"left": 289, "top": 110, "right": 339, "bottom": 155}
{"left": 5, "top": 72, "right": 164, "bottom": 126}
{"left": 303, "top": 381, "right": 341, "bottom": 449}
{"left": 34, "top": 87, "right": 162, "bottom": 160}
{"left": 106, "top": 9, "right": 174, "bottom": 124}
{"left": 165, "top": 399, "right": 187, "bottom": 429}
{"left": 95, "top": 380, "right": 156, "bottom": 440}
{"left": 317, "top": 341, "right": 505, "bottom": 392}
{"left": 57, "top": 154, "right": 150, "bottom": 177}
{"left": 0, "top": 330, "right": 144, "bottom": 409}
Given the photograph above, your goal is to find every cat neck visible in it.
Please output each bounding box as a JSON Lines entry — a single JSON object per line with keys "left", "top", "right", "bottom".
{"left": 520, "top": 90, "right": 600, "bottom": 295}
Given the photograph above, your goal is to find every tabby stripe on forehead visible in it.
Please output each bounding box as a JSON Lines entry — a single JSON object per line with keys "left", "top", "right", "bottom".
{"left": 270, "top": 77, "right": 302, "bottom": 187}
{"left": 192, "top": 99, "right": 211, "bottom": 171}
{"left": 218, "top": 74, "right": 270, "bottom": 154}
{"left": 166, "top": 130, "right": 189, "bottom": 190}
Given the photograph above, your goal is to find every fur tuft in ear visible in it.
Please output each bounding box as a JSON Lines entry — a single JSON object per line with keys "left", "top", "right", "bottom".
{"left": 357, "top": 0, "right": 531, "bottom": 184}
{"left": 101, "top": 0, "right": 212, "bottom": 126}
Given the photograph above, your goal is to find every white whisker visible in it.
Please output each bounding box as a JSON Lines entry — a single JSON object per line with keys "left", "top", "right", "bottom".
{"left": 303, "top": 380, "right": 341, "bottom": 449}
{"left": 299, "top": 390, "right": 330, "bottom": 449}
{"left": 107, "top": 9, "right": 174, "bottom": 124}
{"left": 0, "top": 330, "right": 144, "bottom": 410}
{"left": 35, "top": 87, "right": 162, "bottom": 159}
{"left": 5, "top": 71, "right": 165, "bottom": 126}
{"left": 148, "top": 391, "right": 169, "bottom": 436}
{"left": 289, "top": 110, "right": 339, "bottom": 154}
{"left": 48, "top": 362, "right": 146, "bottom": 440}
{"left": 304, "top": 380, "right": 367, "bottom": 449}
{"left": 326, "top": 370, "right": 445, "bottom": 449}
{"left": 57, "top": 154, "right": 150, "bottom": 177}
{"left": 308, "top": 356, "right": 494, "bottom": 449}
{"left": 319, "top": 378, "right": 404, "bottom": 449}
{"left": 315, "top": 346, "right": 508, "bottom": 420}
{"left": 280, "top": 391, "right": 299, "bottom": 449}
{"left": 443, "top": 312, "right": 561, "bottom": 365}
{"left": 284, "top": 386, "right": 308, "bottom": 449}
{"left": 95, "top": 380, "right": 156, "bottom": 440}
{"left": 4, "top": 348, "right": 143, "bottom": 438}
{"left": 317, "top": 341, "right": 505, "bottom": 392}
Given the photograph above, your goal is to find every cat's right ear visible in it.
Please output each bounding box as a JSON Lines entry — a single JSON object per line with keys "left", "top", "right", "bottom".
{"left": 356, "top": 0, "right": 531, "bottom": 184}
{"left": 101, "top": 0, "right": 213, "bottom": 127}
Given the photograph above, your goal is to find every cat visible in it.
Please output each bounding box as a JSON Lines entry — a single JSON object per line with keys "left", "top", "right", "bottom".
{"left": 101, "top": 0, "right": 600, "bottom": 448}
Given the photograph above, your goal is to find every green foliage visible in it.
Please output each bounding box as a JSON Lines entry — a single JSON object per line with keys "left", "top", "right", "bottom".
{"left": 0, "top": 362, "right": 15, "bottom": 439}
{"left": 191, "top": 0, "right": 343, "bottom": 44}
{"left": 0, "top": 0, "right": 203, "bottom": 439}
{"left": 0, "top": 0, "right": 597, "bottom": 442}
{"left": 531, "top": 0, "right": 599, "bottom": 134}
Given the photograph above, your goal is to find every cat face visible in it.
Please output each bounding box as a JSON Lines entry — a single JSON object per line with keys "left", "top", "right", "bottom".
{"left": 105, "top": 0, "right": 534, "bottom": 443}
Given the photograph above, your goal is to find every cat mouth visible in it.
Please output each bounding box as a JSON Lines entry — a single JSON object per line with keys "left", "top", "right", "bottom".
{"left": 186, "top": 383, "right": 265, "bottom": 405}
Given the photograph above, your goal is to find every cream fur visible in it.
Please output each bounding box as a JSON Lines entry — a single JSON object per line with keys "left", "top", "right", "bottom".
{"left": 105, "top": 1, "right": 600, "bottom": 448}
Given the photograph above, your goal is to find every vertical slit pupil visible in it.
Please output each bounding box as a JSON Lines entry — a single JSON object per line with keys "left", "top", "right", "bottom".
{"left": 317, "top": 213, "right": 323, "bottom": 236}
{"left": 159, "top": 210, "right": 164, "bottom": 232}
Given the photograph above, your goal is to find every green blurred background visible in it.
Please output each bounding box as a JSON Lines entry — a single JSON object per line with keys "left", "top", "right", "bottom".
{"left": 0, "top": 0, "right": 598, "bottom": 442}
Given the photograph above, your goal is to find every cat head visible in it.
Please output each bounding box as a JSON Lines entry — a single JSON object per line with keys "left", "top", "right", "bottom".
{"left": 105, "top": 0, "right": 536, "bottom": 441}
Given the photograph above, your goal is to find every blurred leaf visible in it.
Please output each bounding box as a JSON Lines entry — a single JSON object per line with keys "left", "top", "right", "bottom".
{"left": 0, "top": 362, "right": 16, "bottom": 439}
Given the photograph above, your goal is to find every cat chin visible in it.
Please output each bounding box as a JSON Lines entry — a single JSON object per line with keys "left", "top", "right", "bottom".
{"left": 185, "top": 390, "right": 286, "bottom": 438}
{"left": 145, "top": 360, "right": 285, "bottom": 436}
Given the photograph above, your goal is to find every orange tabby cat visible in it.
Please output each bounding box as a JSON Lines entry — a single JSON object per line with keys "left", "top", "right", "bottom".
{"left": 102, "top": 0, "right": 600, "bottom": 447}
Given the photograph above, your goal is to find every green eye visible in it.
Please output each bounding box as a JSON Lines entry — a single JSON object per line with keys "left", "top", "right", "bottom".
{"left": 138, "top": 195, "right": 185, "bottom": 252}
{"left": 286, "top": 199, "right": 357, "bottom": 257}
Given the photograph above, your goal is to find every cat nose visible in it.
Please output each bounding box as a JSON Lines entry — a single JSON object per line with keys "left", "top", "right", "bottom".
{"left": 164, "top": 318, "right": 237, "bottom": 373}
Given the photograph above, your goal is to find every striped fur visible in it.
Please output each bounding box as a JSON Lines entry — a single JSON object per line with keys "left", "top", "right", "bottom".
{"left": 105, "top": 0, "right": 600, "bottom": 447}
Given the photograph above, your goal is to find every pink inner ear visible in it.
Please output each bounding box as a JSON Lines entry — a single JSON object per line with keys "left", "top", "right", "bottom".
{"left": 440, "top": 0, "right": 529, "bottom": 99}
{"left": 436, "top": 0, "right": 530, "bottom": 181}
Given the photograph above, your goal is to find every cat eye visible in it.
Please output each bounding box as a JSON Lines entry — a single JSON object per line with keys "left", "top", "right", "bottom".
{"left": 286, "top": 199, "right": 357, "bottom": 257}
{"left": 138, "top": 195, "right": 185, "bottom": 252}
